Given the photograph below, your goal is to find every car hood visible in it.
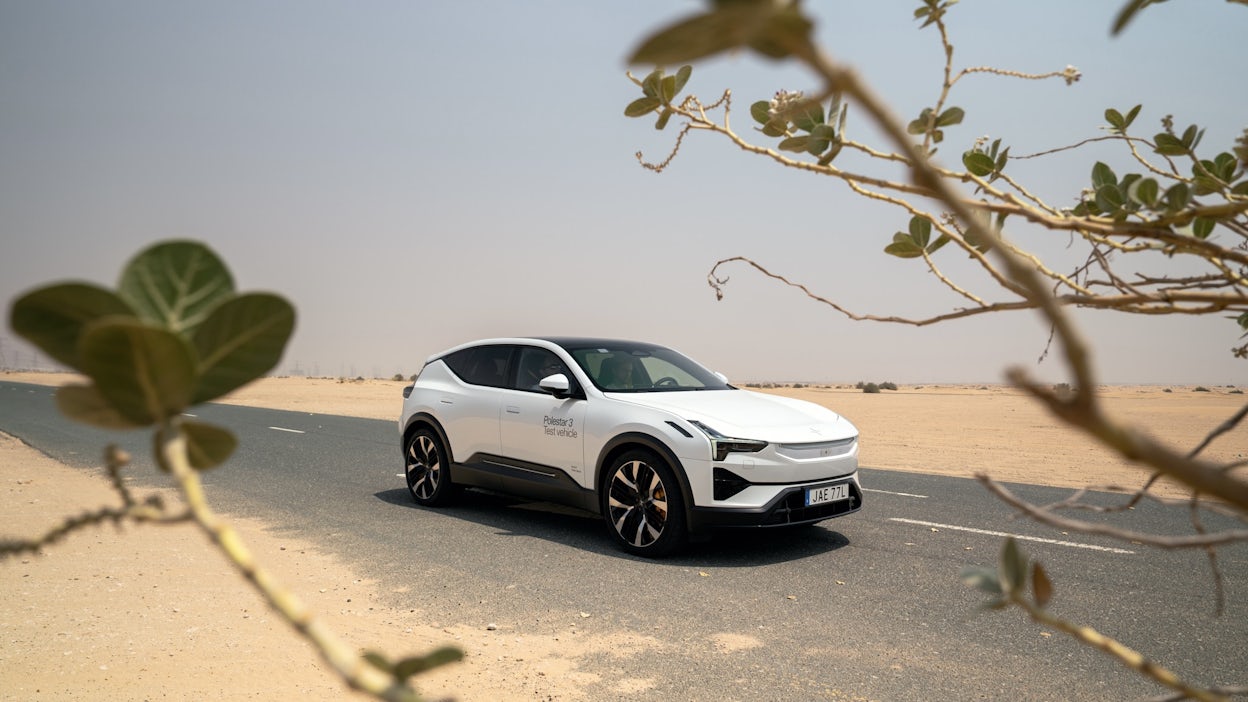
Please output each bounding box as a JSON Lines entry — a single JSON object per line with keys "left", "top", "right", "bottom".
{"left": 612, "top": 389, "right": 857, "bottom": 444}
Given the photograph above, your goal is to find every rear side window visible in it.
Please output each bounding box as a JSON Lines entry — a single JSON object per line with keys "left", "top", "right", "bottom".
{"left": 442, "top": 345, "right": 513, "bottom": 388}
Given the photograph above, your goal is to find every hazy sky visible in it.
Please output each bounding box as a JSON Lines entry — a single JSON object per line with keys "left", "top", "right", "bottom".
{"left": 2, "top": 1, "right": 1245, "bottom": 385}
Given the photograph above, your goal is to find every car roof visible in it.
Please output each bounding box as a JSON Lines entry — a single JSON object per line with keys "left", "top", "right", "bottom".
{"left": 425, "top": 337, "right": 667, "bottom": 363}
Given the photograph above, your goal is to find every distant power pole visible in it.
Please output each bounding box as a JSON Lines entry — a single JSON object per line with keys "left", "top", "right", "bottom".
{"left": 0, "top": 337, "right": 8, "bottom": 369}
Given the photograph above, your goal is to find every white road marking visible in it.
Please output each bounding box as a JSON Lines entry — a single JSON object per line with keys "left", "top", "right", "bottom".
{"left": 889, "top": 517, "right": 1135, "bottom": 554}
{"left": 269, "top": 426, "right": 305, "bottom": 434}
{"left": 864, "top": 488, "right": 928, "bottom": 499}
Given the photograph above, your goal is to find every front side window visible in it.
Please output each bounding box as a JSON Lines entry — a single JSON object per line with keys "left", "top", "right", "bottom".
{"left": 442, "top": 345, "right": 514, "bottom": 388}
{"left": 566, "top": 342, "right": 731, "bottom": 392}
{"left": 510, "top": 347, "right": 571, "bottom": 392}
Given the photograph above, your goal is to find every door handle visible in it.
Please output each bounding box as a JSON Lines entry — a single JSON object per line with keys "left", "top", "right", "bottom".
{"left": 505, "top": 406, "right": 520, "bottom": 414}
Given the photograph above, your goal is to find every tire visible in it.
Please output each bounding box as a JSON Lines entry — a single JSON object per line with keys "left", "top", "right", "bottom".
{"left": 404, "top": 427, "right": 453, "bottom": 506}
{"left": 601, "top": 449, "right": 687, "bottom": 557}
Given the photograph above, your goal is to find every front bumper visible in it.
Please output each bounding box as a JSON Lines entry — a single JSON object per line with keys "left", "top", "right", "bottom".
{"left": 687, "top": 474, "right": 863, "bottom": 532}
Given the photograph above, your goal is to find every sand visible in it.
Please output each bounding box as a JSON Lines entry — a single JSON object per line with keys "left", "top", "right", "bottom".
{"left": 2, "top": 370, "right": 1245, "bottom": 700}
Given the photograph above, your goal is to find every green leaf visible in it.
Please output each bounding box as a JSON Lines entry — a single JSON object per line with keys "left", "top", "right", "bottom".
{"left": 750, "top": 100, "right": 772, "bottom": 125}
{"left": 191, "top": 292, "right": 295, "bottom": 404}
{"left": 778, "top": 135, "right": 810, "bottom": 153}
{"left": 181, "top": 420, "right": 237, "bottom": 470}
{"left": 1127, "top": 177, "right": 1159, "bottom": 206}
{"left": 672, "top": 65, "right": 693, "bottom": 95}
{"left": 625, "top": 96, "right": 662, "bottom": 118}
{"left": 960, "top": 566, "right": 1003, "bottom": 596}
{"left": 1153, "top": 133, "right": 1188, "bottom": 156}
{"left": 936, "top": 106, "right": 965, "bottom": 127}
{"left": 1031, "top": 562, "right": 1053, "bottom": 608}
{"left": 1095, "top": 184, "right": 1126, "bottom": 214}
{"left": 391, "top": 647, "right": 465, "bottom": 681}
{"left": 9, "top": 283, "right": 135, "bottom": 371}
{"left": 1233, "top": 182, "right": 1248, "bottom": 197}
{"left": 80, "top": 318, "right": 197, "bottom": 425}
{"left": 1164, "top": 182, "right": 1191, "bottom": 212}
{"left": 641, "top": 69, "right": 661, "bottom": 99}
{"left": 654, "top": 108, "right": 673, "bottom": 130}
{"left": 908, "top": 216, "right": 933, "bottom": 245}
{"left": 118, "top": 240, "right": 235, "bottom": 336}
{"left": 55, "top": 383, "right": 144, "bottom": 430}
{"left": 792, "top": 101, "right": 825, "bottom": 132}
{"left": 760, "top": 121, "right": 787, "bottom": 138}
{"left": 1181, "top": 124, "right": 1202, "bottom": 150}
{"left": 884, "top": 232, "right": 924, "bottom": 259}
{"left": 1091, "top": 162, "right": 1118, "bottom": 189}
{"left": 907, "top": 108, "right": 934, "bottom": 135}
{"left": 1105, "top": 108, "right": 1125, "bottom": 130}
{"left": 1192, "top": 217, "right": 1215, "bottom": 240}
{"left": 999, "top": 538, "right": 1028, "bottom": 596}
{"left": 628, "top": 5, "right": 768, "bottom": 65}
{"left": 1124, "top": 104, "right": 1141, "bottom": 128}
{"left": 963, "top": 151, "right": 995, "bottom": 177}
{"left": 660, "top": 75, "right": 677, "bottom": 102}
{"left": 745, "top": 8, "right": 813, "bottom": 60}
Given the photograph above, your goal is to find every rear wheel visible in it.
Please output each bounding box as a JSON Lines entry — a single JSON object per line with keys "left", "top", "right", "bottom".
{"left": 405, "top": 428, "right": 453, "bottom": 506}
{"left": 602, "top": 449, "right": 686, "bottom": 557}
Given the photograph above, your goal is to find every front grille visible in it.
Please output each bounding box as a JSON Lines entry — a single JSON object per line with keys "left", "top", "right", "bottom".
{"left": 762, "top": 482, "right": 862, "bottom": 525}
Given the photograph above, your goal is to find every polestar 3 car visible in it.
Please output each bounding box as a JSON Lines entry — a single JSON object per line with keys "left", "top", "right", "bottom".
{"left": 399, "top": 337, "right": 861, "bottom": 556}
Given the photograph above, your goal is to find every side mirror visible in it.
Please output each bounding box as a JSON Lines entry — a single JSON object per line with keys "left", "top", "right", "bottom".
{"left": 538, "top": 373, "right": 572, "bottom": 399}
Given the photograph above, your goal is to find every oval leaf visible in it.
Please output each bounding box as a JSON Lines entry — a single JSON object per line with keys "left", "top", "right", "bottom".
{"left": 672, "top": 65, "right": 693, "bottom": 95}
{"left": 908, "top": 216, "right": 933, "bottom": 245}
{"left": 1091, "top": 162, "right": 1117, "bottom": 189}
{"left": 778, "top": 135, "right": 810, "bottom": 153}
{"left": 80, "top": 318, "right": 197, "bottom": 425}
{"left": 624, "top": 96, "right": 661, "bottom": 118}
{"left": 628, "top": 7, "right": 758, "bottom": 65}
{"left": 1127, "top": 177, "right": 1159, "bottom": 206}
{"left": 10, "top": 283, "right": 135, "bottom": 371}
{"left": 180, "top": 420, "right": 237, "bottom": 470}
{"left": 999, "top": 538, "right": 1027, "bottom": 596}
{"left": 118, "top": 240, "right": 235, "bottom": 335}
{"left": 936, "top": 106, "right": 965, "bottom": 127}
{"left": 191, "top": 292, "right": 295, "bottom": 404}
{"left": 884, "top": 232, "right": 924, "bottom": 259}
{"left": 963, "top": 151, "right": 995, "bottom": 177}
{"left": 641, "top": 69, "right": 662, "bottom": 98}
{"left": 750, "top": 100, "right": 773, "bottom": 125}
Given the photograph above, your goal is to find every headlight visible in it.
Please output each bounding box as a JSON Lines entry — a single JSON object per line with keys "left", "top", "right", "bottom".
{"left": 690, "top": 421, "right": 767, "bottom": 462}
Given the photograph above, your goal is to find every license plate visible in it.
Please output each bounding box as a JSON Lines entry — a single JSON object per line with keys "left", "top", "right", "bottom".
{"left": 805, "top": 483, "right": 850, "bottom": 506}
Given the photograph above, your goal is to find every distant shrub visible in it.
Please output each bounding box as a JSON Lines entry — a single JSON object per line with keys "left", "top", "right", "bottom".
{"left": 862, "top": 382, "right": 881, "bottom": 394}
{"left": 880, "top": 381, "right": 898, "bottom": 391}
{"left": 792, "top": 382, "right": 807, "bottom": 389}
{"left": 1194, "top": 386, "right": 1210, "bottom": 392}
{"left": 1232, "top": 389, "right": 1244, "bottom": 395}
{"left": 391, "top": 373, "right": 405, "bottom": 382}
{"left": 1163, "top": 388, "right": 1173, "bottom": 393}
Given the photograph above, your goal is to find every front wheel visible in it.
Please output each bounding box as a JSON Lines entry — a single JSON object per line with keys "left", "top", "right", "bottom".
{"left": 602, "top": 450, "right": 687, "bottom": 557}
{"left": 405, "top": 428, "right": 454, "bottom": 506}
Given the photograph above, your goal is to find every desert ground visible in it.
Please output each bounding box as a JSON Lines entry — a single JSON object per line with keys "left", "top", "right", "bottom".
{"left": 2, "top": 371, "right": 1245, "bottom": 701}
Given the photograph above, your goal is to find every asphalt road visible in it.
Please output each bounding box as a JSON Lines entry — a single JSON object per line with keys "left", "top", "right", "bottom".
{"left": 3, "top": 380, "right": 1246, "bottom": 701}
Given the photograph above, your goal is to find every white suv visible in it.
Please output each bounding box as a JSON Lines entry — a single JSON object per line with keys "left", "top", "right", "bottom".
{"left": 399, "top": 337, "right": 861, "bottom": 556}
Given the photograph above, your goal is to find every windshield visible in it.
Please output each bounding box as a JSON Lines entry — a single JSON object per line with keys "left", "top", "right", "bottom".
{"left": 564, "top": 342, "right": 732, "bottom": 393}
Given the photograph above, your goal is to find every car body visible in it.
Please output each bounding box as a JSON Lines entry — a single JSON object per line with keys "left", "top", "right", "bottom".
{"left": 399, "top": 337, "right": 862, "bottom": 556}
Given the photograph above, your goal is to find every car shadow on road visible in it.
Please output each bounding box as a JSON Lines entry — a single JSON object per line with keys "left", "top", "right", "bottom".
{"left": 374, "top": 487, "right": 850, "bottom": 567}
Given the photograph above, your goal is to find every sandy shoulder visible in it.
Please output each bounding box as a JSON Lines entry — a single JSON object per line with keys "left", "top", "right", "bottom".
{"left": 0, "top": 433, "right": 603, "bottom": 701}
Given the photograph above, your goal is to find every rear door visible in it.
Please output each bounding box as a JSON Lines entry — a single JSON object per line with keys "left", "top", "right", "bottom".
{"left": 437, "top": 344, "right": 514, "bottom": 461}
